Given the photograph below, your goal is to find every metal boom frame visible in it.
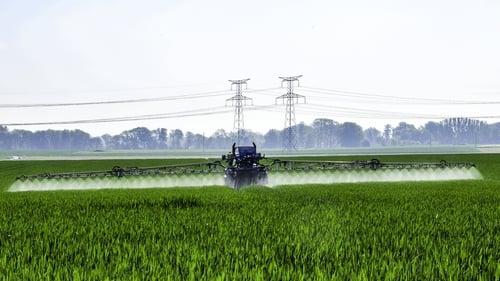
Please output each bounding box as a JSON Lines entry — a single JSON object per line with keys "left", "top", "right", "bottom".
{"left": 16, "top": 159, "right": 476, "bottom": 181}
{"left": 16, "top": 162, "right": 225, "bottom": 181}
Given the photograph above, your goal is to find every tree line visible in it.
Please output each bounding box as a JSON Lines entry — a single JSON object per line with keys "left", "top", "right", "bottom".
{"left": 0, "top": 117, "right": 499, "bottom": 150}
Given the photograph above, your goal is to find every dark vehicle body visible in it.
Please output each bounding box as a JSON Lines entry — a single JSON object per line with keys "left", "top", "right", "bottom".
{"left": 222, "top": 143, "right": 268, "bottom": 190}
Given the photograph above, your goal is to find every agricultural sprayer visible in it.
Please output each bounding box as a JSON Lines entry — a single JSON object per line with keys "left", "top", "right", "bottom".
{"left": 15, "top": 143, "right": 480, "bottom": 190}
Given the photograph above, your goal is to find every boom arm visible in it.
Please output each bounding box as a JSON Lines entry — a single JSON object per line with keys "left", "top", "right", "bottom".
{"left": 267, "top": 159, "right": 476, "bottom": 172}
{"left": 16, "top": 161, "right": 225, "bottom": 181}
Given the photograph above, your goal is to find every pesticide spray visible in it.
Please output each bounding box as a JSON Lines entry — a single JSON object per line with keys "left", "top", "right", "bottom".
{"left": 9, "top": 166, "right": 482, "bottom": 192}
{"left": 267, "top": 166, "right": 483, "bottom": 187}
{"left": 9, "top": 174, "right": 225, "bottom": 192}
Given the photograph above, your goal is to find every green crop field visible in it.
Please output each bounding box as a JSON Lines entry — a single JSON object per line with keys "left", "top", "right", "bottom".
{"left": 1, "top": 153, "right": 500, "bottom": 280}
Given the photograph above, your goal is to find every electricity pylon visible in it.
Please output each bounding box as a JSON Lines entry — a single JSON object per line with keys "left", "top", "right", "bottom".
{"left": 226, "top": 79, "right": 252, "bottom": 145}
{"left": 276, "top": 75, "right": 306, "bottom": 150}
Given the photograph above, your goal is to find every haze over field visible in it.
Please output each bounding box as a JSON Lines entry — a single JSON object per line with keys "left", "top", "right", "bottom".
{"left": 1, "top": 0, "right": 499, "bottom": 136}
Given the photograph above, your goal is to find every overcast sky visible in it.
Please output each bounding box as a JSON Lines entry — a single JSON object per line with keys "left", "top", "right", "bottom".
{"left": 1, "top": 0, "right": 499, "bottom": 136}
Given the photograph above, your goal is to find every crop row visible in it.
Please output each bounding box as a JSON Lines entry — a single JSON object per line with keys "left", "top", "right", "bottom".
{"left": 1, "top": 181, "right": 500, "bottom": 280}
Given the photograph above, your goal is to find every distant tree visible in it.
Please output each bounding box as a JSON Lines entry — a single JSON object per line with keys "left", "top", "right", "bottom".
{"left": 89, "top": 137, "right": 104, "bottom": 150}
{"left": 183, "top": 131, "right": 207, "bottom": 149}
{"left": 168, "top": 129, "right": 184, "bottom": 150}
{"left": 190, "top": 133, "right": 206, "bottom": 150}
{"left": 10, "top": 129, "right": 33, "bottom": 150}
{"left": 441, "top": 118, "right": 487, "bottom": 145}
{"left": 118, "top": 130, "right": 134, "bottom": 149}
{"left": 0, "top": 126, "right": 10, "bottom": 149}
{"left": 208, "top": 129, "right": 232, "bottom": 149}
{"left": 392, "top": 122, "right": 422, "bottom": 145}
{"left": 134, "top": 127, "right": 154, "bottom": 149}
{"left": 233, "top": 129, "right": 252, "bottom": 146}
{"left": 115, "top": 127, "right": 154, "bottom": 149}
{"left": 364, "top": 127, "right": 382, "bottom": 147}
{"left": 69, "top": 130, "right": 93, "bottom": 150}
{"left": 184, "top": 131, "right": 195, "bottom": 149}
{"left": 312, "top": 118, "right": 338, "bottom": 148}
{"left": 383, "top": 124, "right": 392, "bottom": 145}
{"left": 263, "top": 129, "right": 281, "bottom": 149}
{"left": 32, "top": 130, "right": 52, "bottom": 149}
{"left": 236, "top": 129, "right": 264, "bottom": 147}
{"left": 477, "top": 123, "right": 493, "bottom": 144}
{"left": 281, "top": 127, "right": 294, "bottom": 148}
{"left": 100, "top": 134, "right": 112, "bottom": 149}
{"left": 423, "top": 121, "right": 441, "bottom": 145}
{"left": 293, "top": 122, "right": 314, "bottom": 149}
{"left": 487, "top": 123, "right": 500, "bottom": 144}
{"left": 3, "top": 117, "right": 500, "bottom": 151}
{"left": 151, "top": 128, "right": 168, "bottom": 149}
{"left": 338, "top": 122, "right": 364, "bottom": 147}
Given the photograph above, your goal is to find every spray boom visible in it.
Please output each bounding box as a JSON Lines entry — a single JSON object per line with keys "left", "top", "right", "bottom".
{"left": 15, "top": 144, "right": 479, "bottom": 190}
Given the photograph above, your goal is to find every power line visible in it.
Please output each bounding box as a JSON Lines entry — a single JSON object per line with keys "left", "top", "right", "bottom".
{"left": 0, "top": 89, "right": 232, "bottom": 108}
{"left": 0, "top": 83, "right": 222, "bottom": 96}
{"left": 301, "top": 86, "right": 500, "bottom": 105}
{"left": 301, "top": 103, "right": 445, "bottom": 119}
{"left": 0, "top": 87, "right": 283, "bottom": 109}
{"left": 3, "top": 80, "right": 499, "bottom": 130}
{"left": 244, "top": 87, "right": 282, "bottom": 94}
{"left": 299, "top": 103, "right": 500, "bottom": 120}
{"left": 3, "top": 104, "right": 286, "bottom": 127}
{"left": 3, "top": 100, "right": 499, "bottom": 128}
{"left": 1, "top": 106, "right": 233, "bottom": 126}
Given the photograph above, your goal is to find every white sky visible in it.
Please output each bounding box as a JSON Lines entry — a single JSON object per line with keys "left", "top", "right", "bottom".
{"left": 1, "top": 0, "right": 499, "bottom": 137}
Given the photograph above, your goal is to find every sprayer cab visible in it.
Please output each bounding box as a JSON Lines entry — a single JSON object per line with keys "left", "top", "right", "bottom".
{"left": 222, "top": 143, "right": 268, "bottom": 190}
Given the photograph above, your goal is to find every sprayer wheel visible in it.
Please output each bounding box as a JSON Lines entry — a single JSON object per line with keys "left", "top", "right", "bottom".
{"left": 112, "top": 166, "right": 124, "bottom": 177}
{"left": 370, "top": 159, "right": 381, "bottom": 170}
